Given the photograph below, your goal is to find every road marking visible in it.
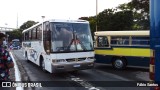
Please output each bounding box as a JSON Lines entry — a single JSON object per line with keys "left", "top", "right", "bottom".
{"left": 67, "top": 69, "right": 131, "bottom": 90}
{"left": 69, "top": 74, "right": 100, "bottom": 90}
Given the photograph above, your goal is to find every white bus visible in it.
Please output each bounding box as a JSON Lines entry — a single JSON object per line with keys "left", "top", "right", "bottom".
{"left": 22, "top": 19, "right": 94, "bottom": 73}
{"left": 94, "top": 30, "right": 150, "bottom": 69}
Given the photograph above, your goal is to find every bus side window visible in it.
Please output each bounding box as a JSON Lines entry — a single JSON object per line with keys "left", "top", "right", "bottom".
{"left": 132, "top": 36, "right": 150, "bottom": 46}
{"left": 97, "top": 36, "right": 109, "bottom": 47}
{"left": 111, "top": 36, "right": 129, "bottom": 45}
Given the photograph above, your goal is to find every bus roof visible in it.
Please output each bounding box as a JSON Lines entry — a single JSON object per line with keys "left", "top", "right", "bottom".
{"left": 49, "top": 19, "right": 89, "bottom": 23}
{"left": 22, "top": 19, "right": 89, "bottom": 33}
{"left": 94, "top": 30, "right": 149, "bottom": 36}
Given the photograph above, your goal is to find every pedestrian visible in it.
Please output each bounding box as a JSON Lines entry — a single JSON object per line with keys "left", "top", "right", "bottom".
{"left": 0, "top": 33, "right": 14, "bottom": 89}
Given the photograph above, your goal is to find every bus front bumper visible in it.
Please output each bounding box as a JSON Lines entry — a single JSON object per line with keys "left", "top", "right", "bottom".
{"left": 51, "top": 62, "right": 94, "bottom": 73}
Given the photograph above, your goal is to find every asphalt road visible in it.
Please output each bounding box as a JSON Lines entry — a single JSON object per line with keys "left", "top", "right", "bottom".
{"left": 12, "top": 49, "right": 150, "bottom": 90}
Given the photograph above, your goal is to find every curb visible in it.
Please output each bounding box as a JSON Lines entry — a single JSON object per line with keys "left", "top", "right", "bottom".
{"left": 10, "top": 52, "right": 24, "bottom": 90}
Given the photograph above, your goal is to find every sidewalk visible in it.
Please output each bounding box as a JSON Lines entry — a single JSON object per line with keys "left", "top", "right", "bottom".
{"left": 9, "top": 68, "right": 16, "bottom": 90}
{"left": 9, "top": 51, "right": 32, "bottom": 90}
{"left": 10, "top": 68, "right": 15, "bottom": 81}
{"left": 9, "top": 51, "right": 23, "bottom": 90}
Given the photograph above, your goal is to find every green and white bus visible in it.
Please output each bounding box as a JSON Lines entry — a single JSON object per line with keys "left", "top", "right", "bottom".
{"left": 94, "top": 30, "right": 150, "bottom": 69}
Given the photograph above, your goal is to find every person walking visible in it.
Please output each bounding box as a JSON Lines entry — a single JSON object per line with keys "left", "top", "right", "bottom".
{"left": 0, "top": 33, "right": 14, "bottom": 89}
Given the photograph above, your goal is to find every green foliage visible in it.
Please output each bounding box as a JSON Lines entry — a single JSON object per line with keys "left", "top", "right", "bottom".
{"left": 80, "top": 9, "right": 133, "bottom": 31}
{"left": 7, "top": 29, "right": 22, "bottom": 42}
{"left": 97, "top": 8, "right": 133, "bottom": 31}
{"left": 98, "top": 10, "right": 133, "bottom": 31}
{"left": 79, "top": 16, "right": 96, "bottom": 36}
{"left": 117, "top": 3, "right": 132, "bottom": 11}
{"left": 7, "top": 20, "right": 37, "bottom": 42}
{"left": 89, "top": 16, "right": 96, "bottom": 32}
{"left": 97, "top": 9, "right": 115, "bottom": 31}
{"left": 20, "top": 20, "right": 38, "bottom": 32}
{"left": 79, "top": 0, "right": 149, "bottom": 33}
{"left": 112, "top": 11, "right": 133, "bottom": 30}
{"left": 117, "top": 0, "right": 149, "bottom": 30}
{"left": 128, "top": 0, "right": 149, "bottom": 13}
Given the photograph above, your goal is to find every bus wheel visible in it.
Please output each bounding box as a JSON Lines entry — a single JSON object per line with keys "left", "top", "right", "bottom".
{"left": 25, "top": 52, "right": 29, "bottom": 62}
{"left": 112, "top": 57, "right": 127, "bottom": 70}
{"left": 40, "top": 59, "right": 47, "bottom": 72}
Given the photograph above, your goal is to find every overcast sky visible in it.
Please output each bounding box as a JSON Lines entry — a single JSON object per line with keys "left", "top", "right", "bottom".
{"left": 0, "top": 0, "right": 131, "bottom": 28}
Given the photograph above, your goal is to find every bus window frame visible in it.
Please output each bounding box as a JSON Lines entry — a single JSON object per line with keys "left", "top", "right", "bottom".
{"left": 111, "top": 36, "right": 130, "bottom": 46}
{"left": 131, "top": 36, "right": 150, "bottom": 46}
{"left": 96, "top": 36, "right": 109, "bottom": 48}
{"left": 43, "top": 21, "right": 51, "bottom": 53}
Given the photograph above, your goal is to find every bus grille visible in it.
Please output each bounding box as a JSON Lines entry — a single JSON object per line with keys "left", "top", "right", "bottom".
{"left": 66, "top": 58, "right": 86, "bottom": 62}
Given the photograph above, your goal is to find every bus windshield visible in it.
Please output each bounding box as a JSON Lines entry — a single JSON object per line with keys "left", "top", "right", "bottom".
{"left": 51, "top": 22, "right": 93, "bottom": 52}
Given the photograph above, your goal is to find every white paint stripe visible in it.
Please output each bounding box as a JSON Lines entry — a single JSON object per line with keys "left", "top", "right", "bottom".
{"left": 71, "top": 77, "right": 100, "bottom": 90}
{"left": 10, "top": 52, "right": 24, "bottom": 90}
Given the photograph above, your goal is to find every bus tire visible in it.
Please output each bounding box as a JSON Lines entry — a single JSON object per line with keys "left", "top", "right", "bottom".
{"left": 112, "top": 57, "right": 127, "bottom": 70}
{"left": 25, "top": 52, "right": 29, "bottom": 62}
{"left": 40, "top": 57, "right": 47, "bottom": 72}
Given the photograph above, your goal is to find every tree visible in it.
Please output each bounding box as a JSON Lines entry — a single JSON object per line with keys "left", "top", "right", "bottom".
{"left": 97, "top": 9, "right": 115, "bottom": 31}
{"left": 97, "top": 9, "right": 133, "bottom": 31}
{"left": 129, "top": 0, "right": 149, "bottom": 13}
{"left": 111, "top": 11, "right": 133, "bottom": 30}
{"left": 80, "top": 8, "right": 133, "bottom": 32}
{"left": 7, "top": 20, "right": 37, "bottom": 42}
{"left": 79, "top": 0, "right": 149, "bottom": 32}
{"left": 20, "top": 20, "right": 38, "bottom": 32}
{"left": 7, "top": 29, "right": 22, "bottom": 42}
{"left": 79, "top": 16, "right": 96, "bottom": 36}
{"left": 117, "top": 0, "right": 149, "bottom": 30}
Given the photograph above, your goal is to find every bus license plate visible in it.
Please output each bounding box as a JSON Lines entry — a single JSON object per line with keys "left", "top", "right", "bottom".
{"left": 73, "top": 64, "right": 80, "bottom": 67}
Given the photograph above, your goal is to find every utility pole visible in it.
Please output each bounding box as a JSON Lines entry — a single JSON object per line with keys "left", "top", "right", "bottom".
{"left": 16, "top": 13, "right": 18, "bottom": 29}
{"left": 96, "top": 0, "right": 98, "bottom": 32}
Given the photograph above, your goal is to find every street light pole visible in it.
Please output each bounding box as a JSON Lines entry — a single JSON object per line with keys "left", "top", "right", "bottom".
{"left": 96, "top": 0, "right": 98, "bottom": 32}
{"left": 17, "top": 13, "right": 19, "bottom": 29}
